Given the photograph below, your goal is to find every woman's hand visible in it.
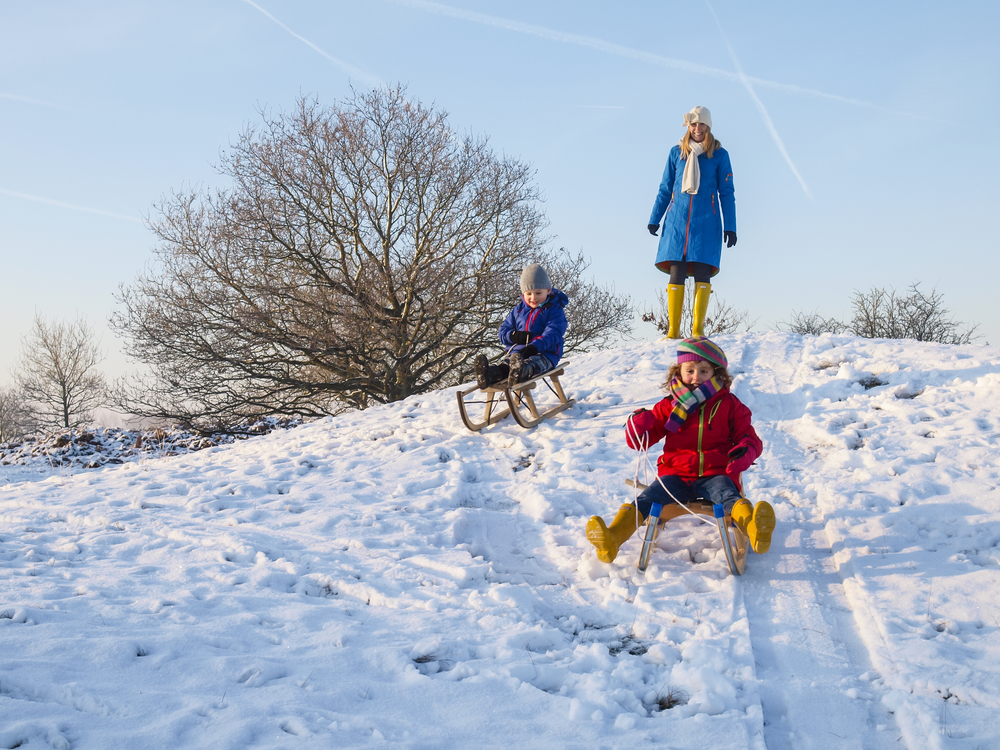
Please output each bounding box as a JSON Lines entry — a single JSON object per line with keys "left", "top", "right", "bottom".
{"left": 648, "top": 224, "right": 659, "bottom": 236}
{"left": 724, "top": 231, "right": 737, "bottom": 248}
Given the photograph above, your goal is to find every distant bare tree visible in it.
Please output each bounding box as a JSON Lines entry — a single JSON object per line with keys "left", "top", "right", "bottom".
{"left": 782, "top": 283, "right": 978, "bottom": 344}
{"left": 0, "top": 387, "right": 36, "bottom": 442}
{"left": 13, "top": 316, "right": 107, "bottom": 430}
{"left": 780, "top": 310, "right": 848, "bottom": 335}
{"left": 849, "top": 284, "right": 978, "bottom": 344}
{"left": 111, "top": 86, "right": 630, "bottom": 429}
{"left": 642, "top": 279, "right": 755, "bottom": 338}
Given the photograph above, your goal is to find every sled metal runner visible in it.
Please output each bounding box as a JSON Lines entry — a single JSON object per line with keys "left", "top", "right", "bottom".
{"left": 457, "top": 364, "right": 575, "bottom": 432}
{"left": 625, "top": 479, "right": 748, "bottom": 576}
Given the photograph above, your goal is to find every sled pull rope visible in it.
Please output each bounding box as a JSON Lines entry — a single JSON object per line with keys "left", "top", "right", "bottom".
{"left": 625, "top": 413, "right": 714, "bottom": 527}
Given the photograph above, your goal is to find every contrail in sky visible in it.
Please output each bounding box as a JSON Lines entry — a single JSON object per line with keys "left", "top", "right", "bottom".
{"left": 1, "top": 92, "right": 71, "bottom": 111}
{"left": 0, "top": 188, "right": 143, "bottom": 223}
{"left": 240, "top": 0, "right": 383, "bottom": 88}
{"left": 705, "top": 0, "right": 812, "bottom": 199}
{"left": 390, "top": 0, "right": 940, "bottom": 123}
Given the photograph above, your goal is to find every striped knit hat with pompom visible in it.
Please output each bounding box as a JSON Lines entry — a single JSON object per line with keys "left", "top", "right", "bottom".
{"left": 676, "top": 336, "right": 728, "bottom": 369}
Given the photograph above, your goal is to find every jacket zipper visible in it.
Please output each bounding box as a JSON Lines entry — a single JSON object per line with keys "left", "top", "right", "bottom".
{"left": 683, "top": 194, "right": 694, "bottom": 257}
{"left": 697, "top": 406, "right": 706, "bottom": 476}
{"left": 711, "top": 194, "right": 716, "bottom": 214}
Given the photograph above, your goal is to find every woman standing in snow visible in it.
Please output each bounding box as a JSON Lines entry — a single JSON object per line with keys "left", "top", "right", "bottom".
{"left": 647, "top": 106, "right": 736, "bottom": 339}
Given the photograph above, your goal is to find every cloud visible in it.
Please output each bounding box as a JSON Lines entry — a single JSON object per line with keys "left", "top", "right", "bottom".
{"left": 0, "top": 188, "right": 143, "bottom": 223}
{"left": 239, "top": 0, "right": 384, "bottom": 88}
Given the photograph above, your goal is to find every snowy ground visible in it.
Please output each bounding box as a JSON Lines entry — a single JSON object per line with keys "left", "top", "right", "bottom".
{"left": 2, "top": 332, "right": 999, "bottom": 749}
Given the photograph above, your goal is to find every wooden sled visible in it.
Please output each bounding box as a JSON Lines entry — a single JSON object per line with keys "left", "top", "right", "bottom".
{"left": 457, "top": 363, "right": 575, "bottom": 432}
{"left": 625, "top": 478, "right": 749, "bottom": 576}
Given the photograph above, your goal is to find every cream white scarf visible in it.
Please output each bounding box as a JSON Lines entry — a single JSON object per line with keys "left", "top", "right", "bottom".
{"left": 681, "top": 140, "right": 705, "bottom": 195}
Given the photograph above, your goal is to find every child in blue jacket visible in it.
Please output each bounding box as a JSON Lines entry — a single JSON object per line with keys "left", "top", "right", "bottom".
{"left": 474, "top": 263, "right": 569, "bottom": 389}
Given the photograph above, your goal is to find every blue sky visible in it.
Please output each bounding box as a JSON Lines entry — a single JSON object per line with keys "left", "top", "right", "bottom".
{"left": 2, "top": 0, "right": 998, "bottom": 386}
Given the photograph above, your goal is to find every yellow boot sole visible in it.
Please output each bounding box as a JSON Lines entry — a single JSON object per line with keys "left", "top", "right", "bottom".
{"left": 747, "top": 501, "right": 775, "bottom": 554}
{"left": 586, "top": 516, "right": 616, "bottom": 563}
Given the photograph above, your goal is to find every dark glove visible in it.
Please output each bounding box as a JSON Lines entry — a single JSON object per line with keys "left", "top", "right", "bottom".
{"left": 647, "top": 224, "right": 659, "bottom": 236}
{"left": 520, "top": 344, "right": 539, "bottom": 358}
{"left": 728, "top": 445, "right": 748, "bottom": 460}
{"left": 724, "top": 230, "right": 737, "bottom": 248}
{"left": 509, "top": 330, "right": 531, "bottom": 345}
{"left": 726, "top": 443, "right": 754, "bottom": 480}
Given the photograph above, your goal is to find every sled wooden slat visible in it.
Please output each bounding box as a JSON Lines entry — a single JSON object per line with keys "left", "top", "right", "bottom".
{"left": 624, "top": 477, "right": 749, "bottom": 576}
{"left": 457, "top": 364, "right": 575, "bottom": 432}
{"left": 456, "top": 383, "right": 512, "bottom": 432}
{"left": 506, "top": 367, "right": 575, "bottom": 428}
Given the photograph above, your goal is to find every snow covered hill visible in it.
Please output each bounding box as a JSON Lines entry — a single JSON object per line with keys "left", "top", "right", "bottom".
{"left": 2, "top": 332, "right": 999, "bottom": 749}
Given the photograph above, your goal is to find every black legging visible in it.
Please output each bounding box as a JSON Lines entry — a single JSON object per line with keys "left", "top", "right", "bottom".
{"left": 669, "top": 262, "right": 713, "bottom": 285}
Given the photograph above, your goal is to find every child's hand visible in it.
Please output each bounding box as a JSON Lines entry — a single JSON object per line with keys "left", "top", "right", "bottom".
{"left": 728, "top": 445, "right": 748, "bottom": 460}
{"left": 510, "top": 330, "right": 531, "bottom": 345}
{"left": 520, "top": 344, "right": 538, "bottom": 358}
{"left": 726, "top": 443, "right": 755, "bottom": 480}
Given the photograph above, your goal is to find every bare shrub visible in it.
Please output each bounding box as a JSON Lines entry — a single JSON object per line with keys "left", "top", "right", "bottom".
{"left": 111, "top": 86, "right": 631, "bottom": 428}
{"left": 780, "top": 310, "right": 848, "bottom": 335}
{"left": 13, "top": 316, "right": 106, "bottom": 430}
{"left": 782, "top": 283, "right": 978, "bottom": 345}
{"left": 848, "top": 284, "right": 978, "bottom": 344}
{"left": 641, "top": 279, "right": 755, "bottom": 337}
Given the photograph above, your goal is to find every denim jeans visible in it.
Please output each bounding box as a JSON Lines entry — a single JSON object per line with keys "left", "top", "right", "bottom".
{"left": 634, "top": 474, "right": 742, "bottom": 517}
{"left": 504, "top": 353, "right": 554, "bottom": 382}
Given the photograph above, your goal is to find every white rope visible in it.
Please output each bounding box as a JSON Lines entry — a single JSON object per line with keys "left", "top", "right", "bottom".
{"left": 625, "top": 412, "right": 714, "bottom": 527}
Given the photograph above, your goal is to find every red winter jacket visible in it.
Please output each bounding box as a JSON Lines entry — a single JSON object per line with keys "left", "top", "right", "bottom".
{"left": 624, "top": 388, "right": 762, "bottom": 485}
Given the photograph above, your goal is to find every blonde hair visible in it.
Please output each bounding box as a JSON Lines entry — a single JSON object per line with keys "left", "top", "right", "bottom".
{"left": 663, "top": 361, "right": 733, "bottom": 392}
{"left": 679, "top": 129, "right": 720, "bottom": 160}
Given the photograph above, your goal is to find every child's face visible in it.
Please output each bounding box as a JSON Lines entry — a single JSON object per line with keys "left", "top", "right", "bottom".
{"left": 679, "top": 360, "right": 715, "bottom": 388}
{"left": 523, "top": 288, "right": 550, "bottom": 308}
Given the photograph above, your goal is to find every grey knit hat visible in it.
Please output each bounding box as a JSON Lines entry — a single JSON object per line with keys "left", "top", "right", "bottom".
{"left": 520, "top": 263, "right": 551, "bottom": 293}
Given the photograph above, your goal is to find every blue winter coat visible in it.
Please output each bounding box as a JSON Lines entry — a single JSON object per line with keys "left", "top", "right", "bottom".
{"left": 648, "top": 145, "right": 736, "bottom": 274}
{"left": 498, "top": 288, "right": 569, "bottom": 366}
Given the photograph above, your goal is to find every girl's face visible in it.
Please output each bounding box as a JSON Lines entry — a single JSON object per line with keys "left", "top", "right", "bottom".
{"left": 688, "top": 122, "right": 708, "bottom": 143}
{"left": 679, "top": 359, "right": 715, "bottom": 388}
{"left": 523, "top": 288, "right": 550, "bottom": 308}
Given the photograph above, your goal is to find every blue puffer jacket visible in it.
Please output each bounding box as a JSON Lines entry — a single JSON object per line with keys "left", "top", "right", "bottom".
{"left": 648, "top": 145, "right": 736, "bottom": 274}
{"left": 498, "top": 288, "right": 569, "bottom": 366}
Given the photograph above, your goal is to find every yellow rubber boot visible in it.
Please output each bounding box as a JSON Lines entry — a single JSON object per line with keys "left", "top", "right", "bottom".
{"left": 731, "top": 499, "right": 775, "bottom": 554}
{"left": 586, "top": 504, "right": 643, "bottom": 563}
{"left": 691, "top": 282, "right": 712, "bottom": 337}
{"left": 666, "top": 284, "right": 684, "bottom": 339}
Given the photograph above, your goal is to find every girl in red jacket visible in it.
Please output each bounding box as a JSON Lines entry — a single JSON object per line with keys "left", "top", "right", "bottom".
{"left": 586, "top": 336, "right": 775, "bottom": 564}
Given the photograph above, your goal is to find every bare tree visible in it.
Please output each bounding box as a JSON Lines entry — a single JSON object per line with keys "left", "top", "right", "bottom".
{"left": 111, "top": 86, "right": 630, "bottom": 428}
{"left": 642, "top": 279, "right": 755, "bottom": 338}
{"left": 13, "top": 315, "right": 107, "bottom": 430}
{"left": 536, "top": 248, "right": 633, "bottom": 352}
{"left": 0, "top": 387, "right": 36, "bottom": 442}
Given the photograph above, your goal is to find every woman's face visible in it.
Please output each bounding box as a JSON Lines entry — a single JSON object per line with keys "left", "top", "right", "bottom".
{"left": 688, "top": 122, "right": 709, "bottom": 143}
{"left": 679, "top": 360, "right": 715, "bottom": 388}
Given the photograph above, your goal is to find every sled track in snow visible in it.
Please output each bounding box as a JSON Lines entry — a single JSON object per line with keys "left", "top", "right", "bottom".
{"left": 735, "top": 337, "right": 903, "bottom": 749}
